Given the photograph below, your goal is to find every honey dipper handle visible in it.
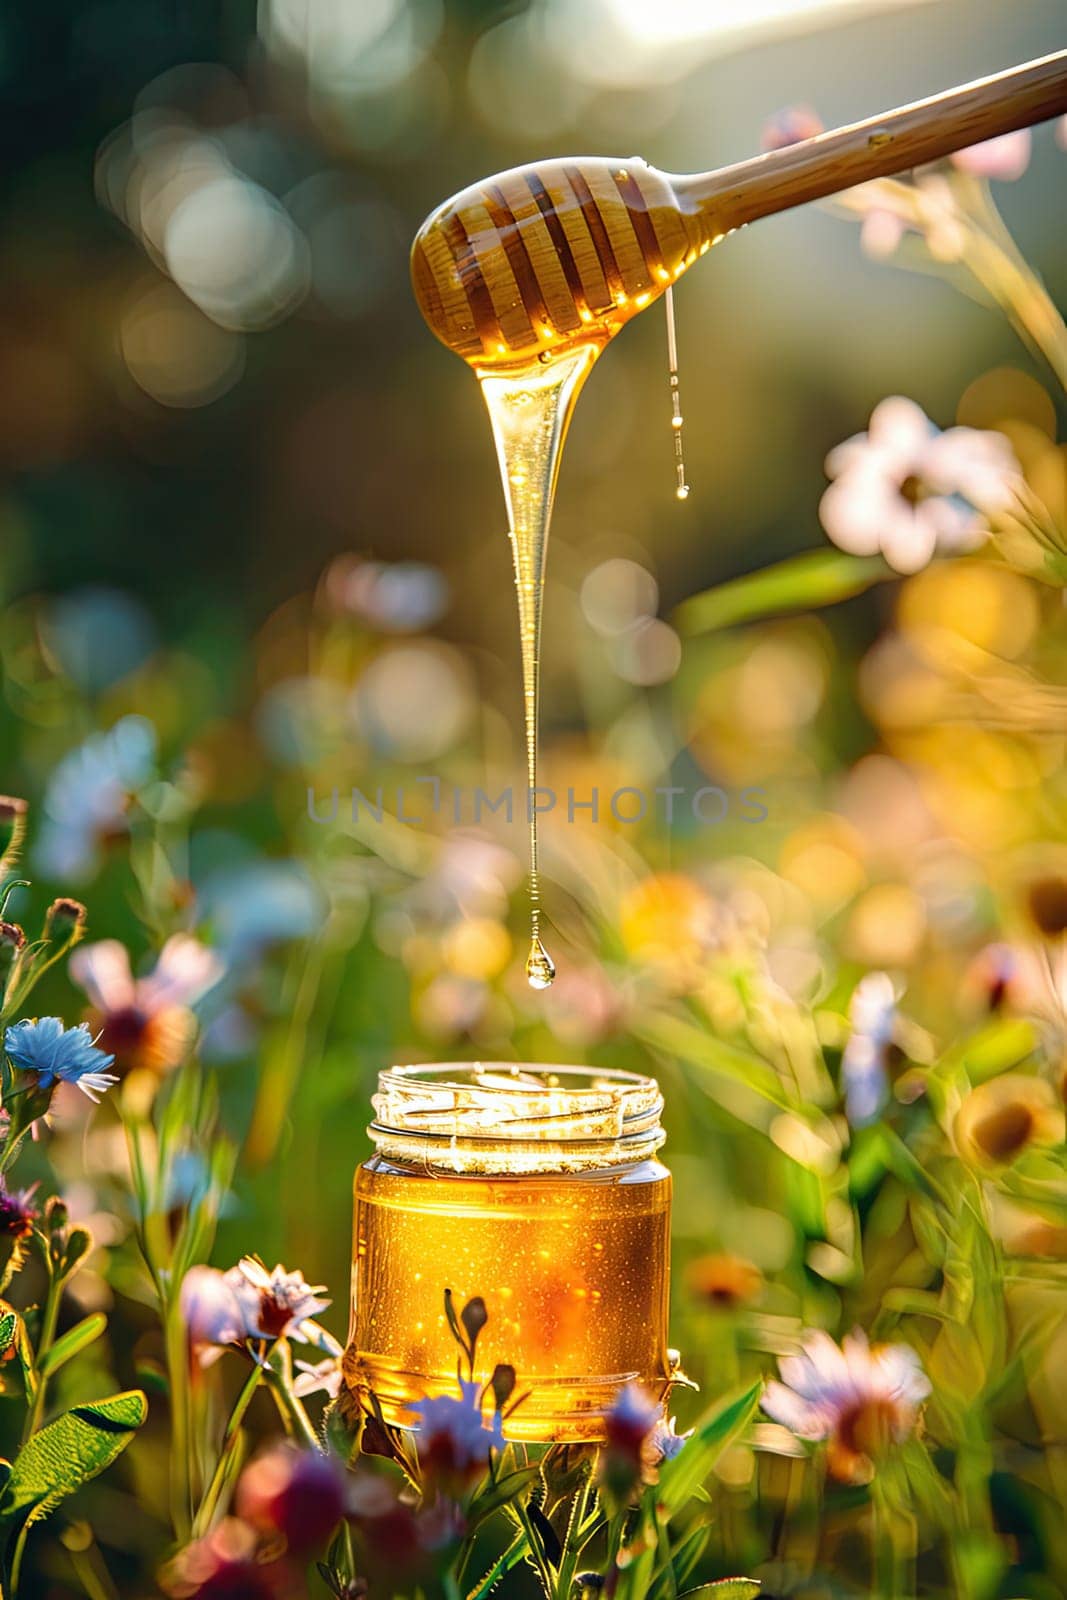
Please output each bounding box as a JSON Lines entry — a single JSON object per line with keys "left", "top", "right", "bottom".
{"left": 671, "top": 50, "right": 1067, "bottom": 231}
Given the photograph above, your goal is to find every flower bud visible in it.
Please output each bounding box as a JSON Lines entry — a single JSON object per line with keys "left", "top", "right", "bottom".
{"left": 0, "top": 923, "right": 25, "bottom": 998}
{"left": 0, "top": 799, "right": 27, "bottom": 875}
{"left": 490, "top": 1362, "right": 516, "bottom": 1411}
{"left": 42, "top": 898, "right": 88, "bottom": 956}
{"left": 460, "top": 1295, "right": 488, "bottom": 1349}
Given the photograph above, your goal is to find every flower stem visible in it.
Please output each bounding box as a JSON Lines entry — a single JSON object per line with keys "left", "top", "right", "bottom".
{"left": 21, "top": 1268, "right": 62, "bottom": 1442}
{"left": 264, "top": 1340, "right": 320, "bottom": 1451}
{"left": 193, "top": 1363, "right": 264, "bottom": 1537}
{"left": 165, "top": 1299, "right": 194, "bottom": 1540}
{"left": 962, "top": 220, "right": 1067, "bottom": 392}
{"left": 871, "top": 1479, "right": 913, "bottom": 1600}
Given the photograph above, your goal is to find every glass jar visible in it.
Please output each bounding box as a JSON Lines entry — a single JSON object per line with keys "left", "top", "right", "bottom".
{"left": 343, "top": 1063, "right": 673, "bottom": 1443}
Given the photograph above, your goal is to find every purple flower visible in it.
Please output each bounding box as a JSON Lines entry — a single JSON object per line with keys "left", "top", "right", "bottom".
{"left": 160, "top": 1519, "right": 293, "bottom": 1599}
{"left": 950, "top": 129, "right": 1031, "bottom": 181}
{"left": 760, "top": 105, "right": 824, "bottom": 153}
{"left": 606, "top": 1382, "right": 662, "bottom": 1440}
{"left": 599, "top": 1383, "right": 665, "bottom": 1493}
{"left": 762, "top": 1328, "right": 929, "bottom": 1483}
{"left": 236, "top": 1442, "right": 349, "bottom": 1554}
{"left": 411, "top": 1379, "right": 503, "bottom": 1482}
{"left": 180, "top": 1266, "right": 247, "bottom": 1367}
{"left": 0, "top": 1178, "right": 39, "bottom": 1239}
{"left": 4, "top": 1017, "right": 117, "bottom": 1103}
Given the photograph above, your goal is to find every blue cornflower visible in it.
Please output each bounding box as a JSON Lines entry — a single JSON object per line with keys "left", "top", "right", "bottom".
{"left": 35, "top": 715, "right": 157, "bottom": 883}
{"left": 4, "top": 1017, "right": 118, "bottom": 1103}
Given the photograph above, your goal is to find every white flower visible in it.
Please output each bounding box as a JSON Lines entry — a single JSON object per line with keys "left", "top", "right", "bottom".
{"left": 820, "top": 397, "right": 1022, "bottom": 574}
{"left": 179, "top": 1259, "right": 332, "bottom": 1365}
{"left": 410, "top": 1379, "right": 504, "bottom": 1478}
{"left": 762, "top": 1328, "right": 930, "bottom": 1482}
{"left": 293, "top": 1356, "right": 344, "bottom": 1400}
{"left": 227, "top": 1257, "right": 330, "bottom": 1341}
{"left": 859, "top": 201, "right": 908, "bottom": 259}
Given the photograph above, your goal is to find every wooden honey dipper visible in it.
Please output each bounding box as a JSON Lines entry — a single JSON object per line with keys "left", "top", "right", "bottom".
{"left": 411, "top": 50, "right": 1067, "bottom": 370}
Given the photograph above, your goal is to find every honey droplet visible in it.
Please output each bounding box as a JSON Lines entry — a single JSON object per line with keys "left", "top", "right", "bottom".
{"left": 526, "top": 934, "right": 556, "bottom": 990}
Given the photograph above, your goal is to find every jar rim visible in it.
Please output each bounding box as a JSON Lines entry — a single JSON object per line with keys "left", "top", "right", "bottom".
{"left": 368, "top": 1061, "right": 665, "bottom": 1173}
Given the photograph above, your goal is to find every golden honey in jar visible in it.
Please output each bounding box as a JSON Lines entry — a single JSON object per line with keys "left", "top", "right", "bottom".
{"left": 343, "top": 1063, "right": 672, "bottom": 1443}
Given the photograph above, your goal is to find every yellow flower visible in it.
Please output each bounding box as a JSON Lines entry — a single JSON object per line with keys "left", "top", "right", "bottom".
{"left": 954, "top": 1073, "right": 1064, "bottom": 1167}
{"left": 686, "top": 1252, "right": 762, "bottom": 1311}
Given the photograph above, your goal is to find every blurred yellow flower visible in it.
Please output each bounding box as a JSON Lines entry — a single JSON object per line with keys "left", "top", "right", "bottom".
{"left": 897, "top": 561, "right": 1038, "bottom": 659}
{"left": 619, "top": 872, "right": 713, "bottom": 973}
{"left": 779, "top": 815, "right": 866, "bottom": 913}
{"left": 441, "top": 917, "right": 511, "bottom": 981}
{"left": 686, "top": 1252, "right": 762, "bottom": 1311}
{"left": 955, "top": 1073, "right": 1064, "bottom": 1167}
{"left": 844, "top": 882, "right": 926, "bottom": 967}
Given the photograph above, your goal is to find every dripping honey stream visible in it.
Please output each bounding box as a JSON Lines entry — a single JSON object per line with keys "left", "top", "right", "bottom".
{"left": 410, "top": 51, "right": 1067, "bottom": 987}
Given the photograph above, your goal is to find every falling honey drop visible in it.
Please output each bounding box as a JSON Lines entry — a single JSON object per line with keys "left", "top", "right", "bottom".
{"left": 479, "top": 344, "right": 599, "bottom": 990}
{"left": 525, "top": 933, "right": 556, "bottom": 990}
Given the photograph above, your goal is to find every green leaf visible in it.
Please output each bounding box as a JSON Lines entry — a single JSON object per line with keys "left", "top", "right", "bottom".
{"left": 0, "top": 1312, "right": 17, "bottom": 1359}
{"left": 669, "top": 1525, "right": 710, "bottom": 1589}
{"left": 466, "top": 1532, "right": 526, "bottom": 1600}
{"left": 656, "top": 1383, "right": 761, "bottom": 1516}
{"left": 679, "top": 1583, "right": 760, "bottom": 1599}
{"left": 0, "top": 1390, "right": 147, "bottom": 1528}
{"left": 649, "top": 1523, "right": 710, "bottom": 1600}
{"left": 528, "top": 1500, "right": 561, "bottom": 1568}
{"left": 675, "top": 549, "right": 890, "bottom": 636}
{"left": 0, "top": 1302, "right": 36, "bottom": 1403}
{"left": 37, "top": 1315, "right": 107, "bottom": 1378}
{"left": 465, "top": 1465, "right": 541, "bottom": 1535}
